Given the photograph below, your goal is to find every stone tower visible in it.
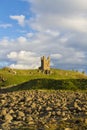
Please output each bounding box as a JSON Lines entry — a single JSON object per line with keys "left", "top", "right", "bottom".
{"left": 39, "top": 56, "right": 50, "bottom": 73}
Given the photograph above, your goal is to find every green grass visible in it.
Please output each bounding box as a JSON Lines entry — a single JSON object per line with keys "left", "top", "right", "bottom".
{"left": 0, "top": 67, "right": 87, "bottom": 91}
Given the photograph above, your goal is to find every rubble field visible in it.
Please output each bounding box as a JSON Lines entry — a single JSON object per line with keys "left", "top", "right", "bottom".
{"left": 0, "top": 90, "right": 87, "bottom": 130}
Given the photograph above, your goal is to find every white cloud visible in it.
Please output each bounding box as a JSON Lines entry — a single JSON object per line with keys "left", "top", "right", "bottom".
{"left": 0, "top": 24, "right": 12, "bottom": 28}
{"left": 57, "top": 16, "right": 87, "bottom": 33}
{"left": 60, "top": 50, "right": 86, "bottom": 65}
{"left": 7, "top": 52, "right": 17, "bottom": 60}
{"left": 10, "top": 15, "right": 25, "bottom": 26}
{"left": 51, "top": 54, "right": 63, "bottom": 59}
{"left": 59, "top": 37, "right": 68, "bottom": 43}
{"left": 9, "top": 64, "right": 30, "bottom": 69}
{"left": 26, "top": 33, "right": 34, "bottom": 38}
{"left": 45, "top": 30, "right": 60, "bottom": 37}
{"left": 17, "top": 36, "right": 27, "bottom": 43}
{"left": 25, "top": 0, "right": 87, "bottom": 33}
{"left": 0, "top": 32, "right": 86, "bottom": 70}
{"left": 27, "top": 0, "right": 87, "bottom": 15}
{"left": 29, "top": 14, "right": 87, "bottom": 33}
{"left": 7, "top": 51, "right": 40, "bottom": 69}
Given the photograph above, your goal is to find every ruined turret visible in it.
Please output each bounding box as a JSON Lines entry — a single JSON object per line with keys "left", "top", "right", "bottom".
{"left": 39, "top": 56, "right": 50, "bottom": 74}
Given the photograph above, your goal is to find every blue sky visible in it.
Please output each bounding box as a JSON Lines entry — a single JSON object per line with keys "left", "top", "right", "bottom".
{"left": 0, "top": 0, "right": 87, "bottom": 72}
{"left": 0, "top": 0, "right": 32, "bottom": 38}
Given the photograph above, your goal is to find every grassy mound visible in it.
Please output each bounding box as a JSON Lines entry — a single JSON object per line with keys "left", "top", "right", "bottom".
{"left": 0, "top": 67, "right": 87, "bottom": 92}
{"left": 2, "top": 78, "right": 87, "bottom": 92}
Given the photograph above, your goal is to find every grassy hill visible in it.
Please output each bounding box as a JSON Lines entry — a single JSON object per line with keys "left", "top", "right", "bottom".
{"left": 0, "top": 67, "right": 87, "bottom": 91}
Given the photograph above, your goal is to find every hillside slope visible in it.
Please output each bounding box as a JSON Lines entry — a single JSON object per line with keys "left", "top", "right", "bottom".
{"left": 0, "top": 67, "right": 87, "bottom": 91}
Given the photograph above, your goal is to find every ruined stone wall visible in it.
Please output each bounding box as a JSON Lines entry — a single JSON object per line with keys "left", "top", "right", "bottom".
{"left": 40, "top": 56, "right": 50, "bottom": 71}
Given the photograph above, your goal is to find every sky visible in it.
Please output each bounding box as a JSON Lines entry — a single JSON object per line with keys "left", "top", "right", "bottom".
{"left": 0, "top": 0, "right": 87, "bottom": 72}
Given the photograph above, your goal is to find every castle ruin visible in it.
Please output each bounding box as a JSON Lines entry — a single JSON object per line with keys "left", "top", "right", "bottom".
{"left": 39, "top": 56, "right": 50, "bottom": 74}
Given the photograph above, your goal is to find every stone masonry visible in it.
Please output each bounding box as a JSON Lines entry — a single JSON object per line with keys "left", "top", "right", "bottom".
{"left": 39, "top": 56, "right": 50, "bottom": 73}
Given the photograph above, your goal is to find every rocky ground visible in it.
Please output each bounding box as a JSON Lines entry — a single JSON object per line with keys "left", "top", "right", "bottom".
{"left": 0, "top": 90, "right": 87, "bottom": 130}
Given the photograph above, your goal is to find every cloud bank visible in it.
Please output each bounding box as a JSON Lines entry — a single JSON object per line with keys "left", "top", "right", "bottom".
{"left": 7, "top": 51, "right": 40, "bottom": 69}
{"left": 0, "top": 0, "right": 87, "bottom": 72}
